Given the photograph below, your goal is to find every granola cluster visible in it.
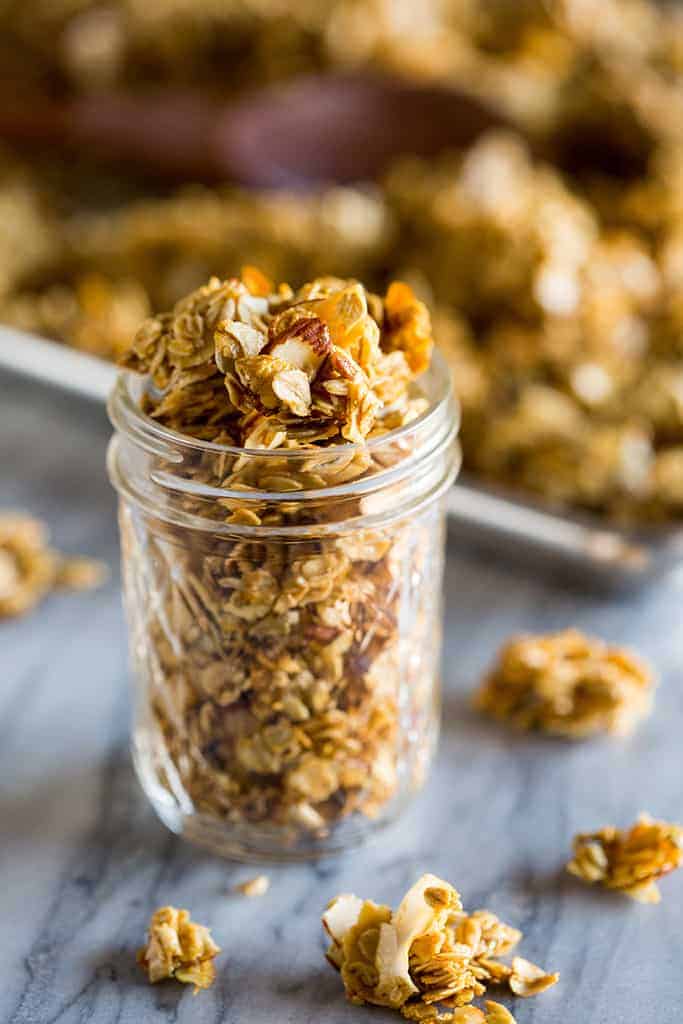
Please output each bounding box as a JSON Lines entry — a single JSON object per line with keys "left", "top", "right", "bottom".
{"left": 473, "top": 629, "right": 654, "bottom": 739}
{"left": 117, "top": 270, "right": 447, "bottom": 846}
{"left": 0, "top": 512, "right": 107, "bottom": 619}
{"left": 567, "top": 814, "right": 683, "bottom": 903}
{"left": 122, "top": 269, "right": 431, "bottom": 446}
{"left": 138, "top": 906, "right": 220, "bottom": 991}
{"left": 322, "top": 874, "right": 558, "bottom": 1022}
{"left": 388, "top": 128, "right": 683, "bottom": 522}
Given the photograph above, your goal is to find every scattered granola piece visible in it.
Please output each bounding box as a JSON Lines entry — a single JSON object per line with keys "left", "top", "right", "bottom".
{"left": 473, "top": 628, "right": 654, "bottom": 738}
{"left": 138, "top": 906, "right": 220, "bottom": 992}
{"left": 567, "top": 813, "right": 683, "bottom": 902}
{"left": 323, "top": 875, "right": 558, "bottom": 1020}
{"left": 0, "top": 512, "right": 107, "bottom": 619}
{"left": 235, "top": 874, "right": 270, "bottom": 898}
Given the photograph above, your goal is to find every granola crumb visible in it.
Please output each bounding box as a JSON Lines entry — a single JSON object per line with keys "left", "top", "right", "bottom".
{"left": 567, "top": 813, "right": 683, "bottom": 902}
{"left": 137, "top": 906, "right": 220, "bottom": 992}
{"left": 473, "top": 628, "right": 654, "bottom": 739}
{"left": 234, "top": 874, "right": 270, "bottom": 898}
{"left": 322, "top": 874, "right": 558, "bottom": 1020}
{"left": 56, "top": 555, "right": 109, "bottom": 591}
{"left": 0, "top": 512, "right": 107, "bottom": 619}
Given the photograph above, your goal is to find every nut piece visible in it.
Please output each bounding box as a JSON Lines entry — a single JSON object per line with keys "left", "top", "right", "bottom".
{"left": 323, "top": 875, "right": 559, "bottom": 1021}
{"left": 234, "top": 875, "right": 270, "bottom": 898}
{"left": 567, "top": 813, "right": 683, "bottom": 902}
{"left": 137, "top": 906, "right": 220, "bottom": 992}
{"left": 265, "top": 314, "right": 332, "bottom": 379}
{"left": 473, "top": 628, "right": 654, "bottom": 739}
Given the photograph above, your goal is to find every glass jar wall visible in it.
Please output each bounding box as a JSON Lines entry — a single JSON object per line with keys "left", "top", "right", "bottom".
{"left": 108, "top": 351, "right": 460, "bottom": 860}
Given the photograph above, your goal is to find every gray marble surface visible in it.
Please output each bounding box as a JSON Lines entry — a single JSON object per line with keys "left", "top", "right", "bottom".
{"left": 2, "top": 371, "right": 683, "bottom": 1024}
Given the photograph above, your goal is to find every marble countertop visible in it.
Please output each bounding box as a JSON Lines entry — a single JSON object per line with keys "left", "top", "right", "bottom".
{"left": 3, "top": 371, "right": 683, "bottom": 1024}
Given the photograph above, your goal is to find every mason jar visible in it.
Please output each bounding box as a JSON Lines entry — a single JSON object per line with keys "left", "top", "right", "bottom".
{"left": 107, "top": 350, "right": 460, "bottom": 860}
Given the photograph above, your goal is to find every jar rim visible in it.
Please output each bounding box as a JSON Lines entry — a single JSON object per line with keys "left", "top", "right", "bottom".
{"left": 108, "top": 349, "right": 461, "bottom": 534}
{"left": 108, "top": 348, "right": 458, "bottom": 460}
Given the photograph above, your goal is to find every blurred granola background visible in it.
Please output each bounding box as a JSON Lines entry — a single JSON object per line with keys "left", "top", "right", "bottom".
{"left": 3, "top": 0, "right": 683, "bottom": 521}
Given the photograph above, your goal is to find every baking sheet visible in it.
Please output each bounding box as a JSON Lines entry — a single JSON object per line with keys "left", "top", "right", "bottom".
{"left": 2, "top": 327, "right": 681, "bottom": 584}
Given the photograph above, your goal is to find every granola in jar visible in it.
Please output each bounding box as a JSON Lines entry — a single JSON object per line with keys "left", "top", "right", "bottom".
{"left": 108, "top": 269, "right": 459, "bottom": 858}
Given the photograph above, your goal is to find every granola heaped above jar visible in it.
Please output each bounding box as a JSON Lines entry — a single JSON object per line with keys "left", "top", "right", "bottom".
{"left": 121, "top": 269, "right": 432, "bottom": 446}
{"left": 111, "top": 268, "right": 458, "bottom": 857}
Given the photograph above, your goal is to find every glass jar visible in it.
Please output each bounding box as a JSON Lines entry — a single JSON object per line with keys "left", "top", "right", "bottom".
{"left": 108, "top": 350, "right": 460, "bottom": 860}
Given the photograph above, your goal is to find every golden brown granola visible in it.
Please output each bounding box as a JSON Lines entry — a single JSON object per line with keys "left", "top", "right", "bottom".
{"left": 138, "top": 905, "right": 220, "bottom": 992}
{"left": 0, "top": 512, "right": 107, "bottom": 619}
{"left": 7, "top": 1, "right": 683, "bottom": 524}
{"left": 473, "top": 628, "right": 654, "bottom": 739}
{"left": 567, "top": 813, "right": 683, "bottom": 903}
{"left": 117, "top": 269, "right": 447, "bottom": 846}
{"left": 122, "top": 269, "right": 430, "bottom": 446}
{"left": 322, "top": 874, "right": 558, "bottom": 1021}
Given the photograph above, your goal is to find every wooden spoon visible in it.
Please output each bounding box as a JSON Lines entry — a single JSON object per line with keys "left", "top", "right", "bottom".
{"left": 0, "top": 73, "right": 506, "bottom": 187}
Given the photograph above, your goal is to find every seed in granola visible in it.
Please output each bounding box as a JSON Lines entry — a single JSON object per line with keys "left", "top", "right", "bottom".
{"left": 567, "top": 813, "right": 683, "bottom": 902}
{"left": 137, "top": 906, "right": 220, "bottom": 992}
{"left": 473, "top": 628, "right": 654, "bottom": 738}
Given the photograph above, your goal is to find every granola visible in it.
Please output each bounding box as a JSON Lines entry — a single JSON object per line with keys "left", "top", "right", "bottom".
{"left": 114, "top": 269, "right": 453, "bottom": 850}
{"left": 138, "top": 905, "right": 220, "bottom": 991}
{"left": 122, "top": 270, "right": 430, "bottom": 446}
{"left": 0, "top": 512, "right": 107, "bottom": 619}
{"left": 473, "top": 628, "right": 654, "bottom": 739}
{"left": 7, "top": 1, "right": 683, "bottom": 524}
{"left": 567, "top": 813, "right": 683, "bottom": 903}
{"left": 323, "top": 874, "right": 558, "bottom": 1021}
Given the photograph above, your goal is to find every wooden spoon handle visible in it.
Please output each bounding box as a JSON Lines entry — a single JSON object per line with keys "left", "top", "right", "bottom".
{"left": 0, "top": 91, "right": 225, "bottom": 180}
